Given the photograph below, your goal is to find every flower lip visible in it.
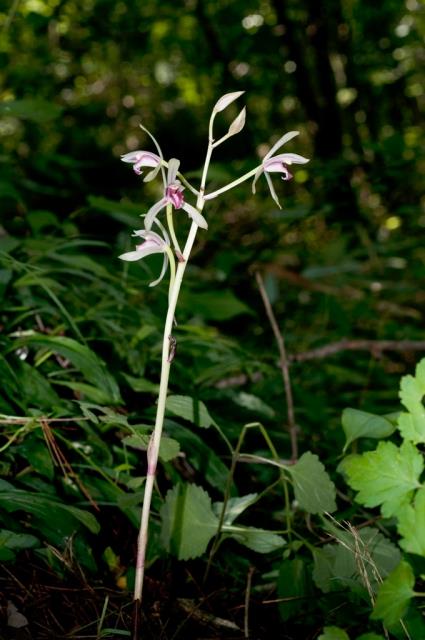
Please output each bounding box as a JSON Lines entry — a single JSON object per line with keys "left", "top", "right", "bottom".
{"left": 166, "top": 184, "right": 184, "bottom": 209}
{"left": 121, "top": 150, "right": 161, "bottom": 175}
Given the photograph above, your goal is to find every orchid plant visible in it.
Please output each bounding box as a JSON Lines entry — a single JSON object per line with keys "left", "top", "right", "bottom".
{"left": 119, "top": 91, "right": 309, "bottom": 609}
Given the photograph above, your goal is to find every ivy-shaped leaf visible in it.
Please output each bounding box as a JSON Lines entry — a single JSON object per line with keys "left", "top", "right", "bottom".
{"left": 371, "top": 561, "right": 415, "bottom": 628}
{"left": 160, "top": 483, "right": 218, "bottom": 560}
{"left": 341, "top": 408, "right": 395, "bottom": 452}
{"left": 341, "top": 440, "right": 423, "bottom": 517}
{"left": 398, "top": 359, "right": 425, "bottom": 444}
{"left": 397, "top": 486, "right": 425, "bottom": 556}
{"left": 288, "top": 451, "right": 337, "bottom": 514}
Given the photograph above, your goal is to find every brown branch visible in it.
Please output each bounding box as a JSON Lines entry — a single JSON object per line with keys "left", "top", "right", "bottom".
{"left": 255, "top": 272, "right": 298, "bottom": 462}
{"left": 290, "top": 339, "right": 425, "bottom": 363}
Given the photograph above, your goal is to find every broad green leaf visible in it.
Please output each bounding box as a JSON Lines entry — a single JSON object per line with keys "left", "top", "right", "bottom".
{"left": 356, "top": 635, "right": 385, "bottom": 640}
{"left": 224, "top": 525, "right": 285, "bottom": 553}
{"left": 277, "top": 558, "right": 309, "bottom": 621}
{"left": 88, "top": 195, "right": 142, "bottom": 227}
{"left": 397, "top": 486, "right": 425, "bottom": 556}
{"left": 313, "top": 527, "right": 400, "bottom": 594}
{"left": 288, "top": 452, "right": 337, "bottom": 514}
{"left": 0, "top": 530, "right": 39, "bottom": 552}
{"left": 52, "top": 380, "right": 115, "bottom": 405}
{"left": 180, "top": 289, "right": 253, "bottom": 321}
{"left": 160, "top": 483, "right": 219, "bottom": 559}
{"left": 341, "top": 441, "right": 423, "bottom": 517}
{"left": 15, "top": 334, "right": 121, "bottom": 404}
{"left": 371, "top": 561, "right": 415, "bottom": 627}
{"left": 318, "top": 627, "right": 350, "bottom": 640}
{"left": 165, "top": 420, "right": 229, "bottom": 491}
{"left": 0, "top": 99, "right": 63, "bottom": 122}
{"left": 122, "top": 434, "right": 180, "bottom": 462}
{"left": 341, "top": 408, "right": 395, "bottom": 452}
{"left": 19, "top": 435, "right": 54, "bottom": 480}
{"left": 166, "top": 395, "right": 216, "bottom": 428}
{"left": 0, "top": 485, "right": 100, "bottom": 536}
{"left": 231, "top": 392, "right": 275, "bottom": 419}
{"left": 213, "top": 493, "right": 259, "bottom": 525}
{"left": 398, "top": 359, "right": 425, "bottom": 443}
{"left": 122, "top": 374, "right": 159, "bottom": 394}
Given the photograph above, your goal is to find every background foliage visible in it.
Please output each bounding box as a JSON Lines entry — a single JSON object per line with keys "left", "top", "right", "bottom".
{"left": 0, "top": 0, "right": 424, "bottom": 638}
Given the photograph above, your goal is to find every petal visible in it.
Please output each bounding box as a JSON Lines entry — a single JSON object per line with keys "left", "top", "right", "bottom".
{"left": 133, "top": 229, "right": 164, "bottom": 245}
{"left": 118, "top": 250, "right": 144, "bottom": 262}
{"left": 182, "top": 202, "right": 208, "bottom": 229}
{"left": 143, "top": 165, "right": 162, "bottom": 183}
{"left": 167, "top": 158, "right": 180, "bottom": 185}
{"left": 252, "top": 165, "right": 264, "bottom": 194}
{"left": 144, "top": 198, "right": 167, "bottom": 230}
{"left": 149, "top": 253, "right": 169, "bottom": 287}
{"left": 121, "top": 151, "right": 142, "bottom": 163}
{"left": 267, "top": 152, "right": 309, "bottom": 165}
{"left": 265, "top": 172, "right": 282, "bottom": 209}
{"left": 264, "top": 131, "right": 300, "bottom": 160}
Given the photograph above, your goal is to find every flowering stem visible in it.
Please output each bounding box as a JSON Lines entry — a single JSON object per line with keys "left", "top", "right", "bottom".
{"left": 133, "top": 227, "right": 196, "bottom": 605}
{"left": 133, "top": 136, "right": 213, "bottom": 607}
{"left": 203, "top": 165, "right": 259, "bottom": 201}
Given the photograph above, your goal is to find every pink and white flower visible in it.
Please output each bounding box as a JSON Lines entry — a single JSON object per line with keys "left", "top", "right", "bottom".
{"left": 144, "top": 158, "right": 207, "bottom": 230}
{"left": 252, "top": 131, "right": 309, "bottom": 208}
{"left": 118, "top": 229, "right": 171, "bottom": 286}
{"left": 121, "top": 150, "right": 161, "bottom": 180}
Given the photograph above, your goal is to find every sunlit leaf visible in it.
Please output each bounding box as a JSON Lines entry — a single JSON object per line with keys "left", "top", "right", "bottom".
{"left": 371, "top": 561, "right": 415, "bottom": 627}
{"left": 341, "top": 408, "right": 395, "bottom": 451}
{"left": 397, "top": 486, "right": 425, "bottom": 556}
{"left": 341, "top": 441, "right": 423, "bottom": 517}
{"left": 398, "top": 358, "right": 425, "bottom": 443}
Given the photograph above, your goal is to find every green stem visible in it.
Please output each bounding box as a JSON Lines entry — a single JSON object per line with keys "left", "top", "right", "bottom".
{"left": 133, "top": 133, "right": 215, "bottom": 605}
{"left": 166, "top": 203, "right": 182, "bottom": 256}
{"left": 204, "top": 166, "right": 260, "bottom": 201}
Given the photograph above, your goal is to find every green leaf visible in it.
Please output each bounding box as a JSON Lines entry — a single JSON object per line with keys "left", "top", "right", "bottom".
{"left": 165, "top": 420, "right": 229, "bottom": 491}
{"left": 288, "top": 452, "right": 337, "bottom": 514}
{"left": 0, "top": 99, "right": 63, "bottom": 122}
{"left": 160, "top": 483, "right": 219, "bottom": 560}
{"left": 224, "top": 525, "right": 285, "bottom": 553}
{"left": 356, "top": 634, "right": 385, "bottom": 640}
{"left": 166, "top": 395, "right": 216, "bottom": 428}
{"left": 19, "top": 435, "right": 54, "bottom": 480}
{"left": 341, "top": 441, "right": 423, "bottom": 517}
{"left": 341, "top": 408, "right": 395, "bottom": 452}
{"left": 397, "top": 486, "right": 425, "bottom": 556}
{"left": 0, "top": 486, "right": 100, "bottom": 537}
{"left": 0, "top": 530, "right": 39, "bottom": 552}
{"left": 277, "top": 558, "right": 309, "bottom": 621}
{"left": 398, "top": 359, "right": 425, "bottom": 443}
{"left": 16, "top": 334, "right": 121, "bottom": 404}
{"left": 313, "top": 527, "right": 401, "bottom": 594}
{"left": 318, "top": 627, "right": 350, "bottom": 640}
{"left": 371, "top": 561, "right": 415, "bottom": 627}
{"left": 231, "top": 392, "right": 275, "bottom": 419}
{"left": 214, "top": 493, "right": 259, "bottom": 525}
{"left": 181, "top": 289, "right": 253, "bottom": 321}
{"left": 122, "top": 434, "right": 180, "bottom": 462}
